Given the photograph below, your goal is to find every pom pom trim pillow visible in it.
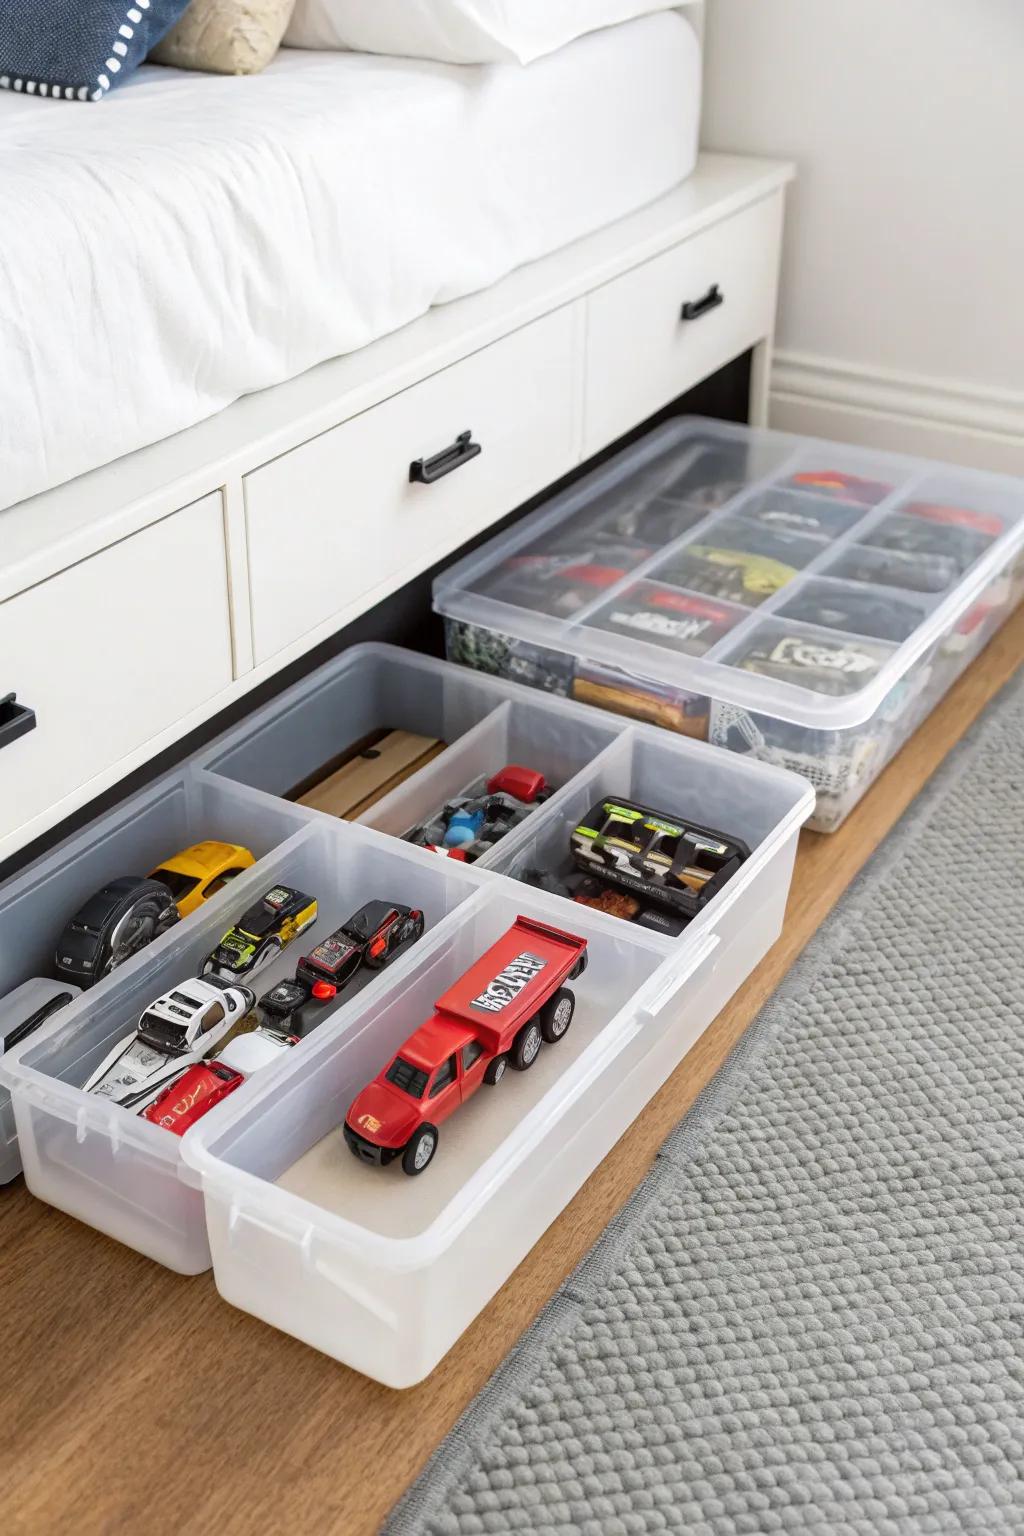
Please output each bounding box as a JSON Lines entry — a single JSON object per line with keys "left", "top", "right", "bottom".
{"left": 284, "top": 0, "right": 695, "bottom": 66}
{"left": 0, "top": 0, "right": 191, "bottom": 101}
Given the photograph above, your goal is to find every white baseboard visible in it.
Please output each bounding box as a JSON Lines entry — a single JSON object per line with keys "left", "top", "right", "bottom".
{"left": 770, "top": 352, "right": 1024, "bottom": 475}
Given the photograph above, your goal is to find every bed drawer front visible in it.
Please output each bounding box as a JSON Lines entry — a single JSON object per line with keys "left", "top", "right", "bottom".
{"left": 583, "top": 193, "right": 783, "bottom": 457}
{"left": 0, "top": 494, "right": 232, "bottom": 851}
{"left": 245, "top": 308, "right": 578, "bottom": 666}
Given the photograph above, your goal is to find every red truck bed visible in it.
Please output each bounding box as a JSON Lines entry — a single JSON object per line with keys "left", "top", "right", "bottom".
{"left": 432, "top": 915, "right": 586, "bottom": 1057}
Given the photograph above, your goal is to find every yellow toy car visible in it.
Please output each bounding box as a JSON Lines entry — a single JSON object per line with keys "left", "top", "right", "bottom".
{"left": 148, "top": 841, "right": 255, "bottom": 918}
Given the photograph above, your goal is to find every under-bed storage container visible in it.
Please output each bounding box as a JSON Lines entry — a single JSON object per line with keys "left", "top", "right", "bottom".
{"left": 435, "top": 420, "right": 1024, "bottom": 831}
{"left": 1, "top": 645, "right": 811, "bottom": 1378}
{"left": 2, "top": 819, "right": 483, "bottom": 1270}
{"left": 181, "top": 737, "right": 809, "bottom": 1387}
{"left": 0, "top": 765, "right": 309, "bottom": 1185}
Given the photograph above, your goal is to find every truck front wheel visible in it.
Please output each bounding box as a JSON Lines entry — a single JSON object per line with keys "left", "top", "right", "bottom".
{"left": 402, "top": 1124, "right": 439, "bottom": 1175}
{"left": 510, "top": 1020, "right": 543, "bottom": 1071}
{"left": 483, "top": 1054, "right": 507, "bottom": 1085}
{"left": 539, "top": 987, "right": 575, "bottom": 1043}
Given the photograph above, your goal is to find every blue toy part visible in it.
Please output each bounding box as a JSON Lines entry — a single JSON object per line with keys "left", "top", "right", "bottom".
{"left": 443, "top": 807, "right": 485, "bottom": 848}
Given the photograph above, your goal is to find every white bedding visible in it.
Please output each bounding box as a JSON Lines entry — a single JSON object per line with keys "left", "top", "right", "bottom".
{"left": 0, "top": 12, "right": 700, "bottom": 513}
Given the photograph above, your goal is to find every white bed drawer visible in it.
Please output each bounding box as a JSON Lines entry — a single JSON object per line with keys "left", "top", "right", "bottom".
{"left": 583, "top": 193, "right": 783, "bottom": 457}
{"left": 244, "top": 308, "right": 578, "bottom": 666}
{"left": 0, "top": 494, "right": 231, "bottom": 851}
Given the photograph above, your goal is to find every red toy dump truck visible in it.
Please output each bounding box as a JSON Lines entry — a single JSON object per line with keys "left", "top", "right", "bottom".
{"left": 343, "top": 916, "right": 588, "bottom": 1175}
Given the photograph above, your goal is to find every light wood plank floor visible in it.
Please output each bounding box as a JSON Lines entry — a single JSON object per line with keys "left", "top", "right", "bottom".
{"left": 2, "top": 608, "right": 1021, "bottom": 1536}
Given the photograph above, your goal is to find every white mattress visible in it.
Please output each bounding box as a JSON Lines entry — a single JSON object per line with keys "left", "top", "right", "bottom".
{"left": 0, "top": 13, "right": 700, "bottom": 513}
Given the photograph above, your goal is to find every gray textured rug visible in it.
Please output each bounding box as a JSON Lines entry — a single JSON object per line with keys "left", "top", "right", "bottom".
{"left": 387, "top": 666, "right": 1024, "bottom": 1536}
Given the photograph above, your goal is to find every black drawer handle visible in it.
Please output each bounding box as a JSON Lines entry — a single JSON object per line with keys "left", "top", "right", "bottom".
{"left": 681, "top": 284, "right": 724, "bottom": 322}
{"left": 409, "top": 430, "right": 482, "bottom": 485}
{"left": 0, "top": 693, "right": 36, "bottom": 751}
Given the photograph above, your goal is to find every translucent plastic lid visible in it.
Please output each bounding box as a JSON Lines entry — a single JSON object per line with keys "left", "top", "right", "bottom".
{"left": 434, "top": 420, "right": 1024, "bottom": 729}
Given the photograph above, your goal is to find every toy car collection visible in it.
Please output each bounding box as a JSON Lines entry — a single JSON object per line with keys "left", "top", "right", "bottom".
{"left": 55, "top": 876, "right": 180, "bottom": 988}
{"left": 140, "top": 1061, "right": 245, "bottom": 1134}
{"left": 344, "top": 916, "right": 587, "bottom": 1175}
{"left": 133, "top": 899, "right": 429, "bottom": 1127}
{"left": 405, "top": 765, "right": 551, "bottom": 862}
{"left": 83, "top": 975, "right": 255, "bottom": 1108}
{"left": 253, "top": 901, "right": 426, "bottom": 1034}
{"left": 202, "top": 885, "right": 318, "bottom": 980}
{"left": 148, "top": 841, "right": 255, "bottom": 916}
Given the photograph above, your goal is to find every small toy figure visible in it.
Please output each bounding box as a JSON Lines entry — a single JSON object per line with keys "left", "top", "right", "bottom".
{"left": 444, "top": 807, "right": 485, "bottom": 849}
{"left": 84, "top": 975, "right": 255, "bottom": 1108}
{"left": 343, "top": 916, "right": 587, "bottom": 1175}
{"left": 148, "top": 841, "right": 255, "bottom": 916}
{"left": 405, "top": 765, "right": 551, "bottom": 863}
{"left": 202, "top": 886, "right": 318, "bottom": 980}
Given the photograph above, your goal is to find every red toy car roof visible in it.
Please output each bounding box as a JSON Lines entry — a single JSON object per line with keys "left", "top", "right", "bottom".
{"left": 399, "top": 1013, "right": 477, "bottom": 1072}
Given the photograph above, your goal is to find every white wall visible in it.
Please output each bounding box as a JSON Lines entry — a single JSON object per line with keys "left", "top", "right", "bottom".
{"left": 702, "top": 0, "right": 1024, "bottom": 471}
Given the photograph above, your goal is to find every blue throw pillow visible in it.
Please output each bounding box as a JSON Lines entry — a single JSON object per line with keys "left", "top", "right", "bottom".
{"left": 0, "top": 0, "right": 191, "bottom": 101}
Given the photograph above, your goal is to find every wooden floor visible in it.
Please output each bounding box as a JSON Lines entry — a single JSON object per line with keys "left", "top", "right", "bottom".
{"left": 2, "top": 608, "right": 1021, "bottom": 1536}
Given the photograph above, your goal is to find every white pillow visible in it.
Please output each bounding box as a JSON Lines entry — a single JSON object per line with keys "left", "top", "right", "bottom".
{"left": 284, "top": 1, "right": 693, "bottom": 65}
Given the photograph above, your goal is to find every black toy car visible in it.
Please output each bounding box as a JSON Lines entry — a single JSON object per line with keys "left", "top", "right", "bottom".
{"left": 259, "top": 902, "right": 425, "bottom": 1030}
{"left": 55, "top": 877, "right": 180, "bottom": 988}
{"left": 778, "top": 584, "right": 925, "bottom": 644}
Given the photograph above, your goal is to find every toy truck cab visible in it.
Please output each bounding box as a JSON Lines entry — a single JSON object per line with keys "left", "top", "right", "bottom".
{"left": 344, "top": 916, "right": 587, "bottom": 1175}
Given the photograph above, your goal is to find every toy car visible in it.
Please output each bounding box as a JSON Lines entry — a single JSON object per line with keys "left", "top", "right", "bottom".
{"left": 790, "top": 470, "right": 892, "bottom": 505}
{"left": 140, "top": 1060, "right": 244, "bottom": 1133}
{"left": 405, "top": 765, "right": 551, "bottom": 861}
{"left": 903, "top": 501, "right": 1004, "bottom": 540}
{"left": 734, "top": 631, "right": 890, "bottom": 697}
{"left": 570, "top": 799, "right": 749, "bottom": 921}
{"left": 83, "top": 975, "right": 255, "bottom": 1107}
{"left": 344, "top": 916, "right": 587, "bottom": 1175}
{"left": 592, "top": 585, "right": 741, "bottom": 656}
{"left": 55, "top": 876, "right": 180, "bottom": 988}
{"left": 778, "top": 584, "right": 925, "bottom": 644}
{"left": 661, "top": 544, "right": 798, "bottom": 605}
{"left": 149, "top": 841, "right": 255, "bottom": 917}
{"left": 202, "top": 885, "right": 318, "bottom": 980}
{"left": 255, "top": 901, "right": 426, "bottom": 1031}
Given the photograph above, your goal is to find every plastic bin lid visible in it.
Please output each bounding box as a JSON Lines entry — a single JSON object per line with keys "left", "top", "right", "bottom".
{"left": 434, "top": 420, "right": 1024, "bottom": 730}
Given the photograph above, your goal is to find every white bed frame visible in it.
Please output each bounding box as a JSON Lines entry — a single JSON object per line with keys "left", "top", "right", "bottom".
{"left": 0, "top": 153, "right": 792, "bottom": 867}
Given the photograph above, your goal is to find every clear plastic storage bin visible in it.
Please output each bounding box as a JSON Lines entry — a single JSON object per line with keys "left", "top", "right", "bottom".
{"left": 0, "top": 765, "right": 309, "bottom": 1184}
{"left": 435, "top": 420, "right": 1024, "bottom": 831}
{"left": 1, "top": 646, "right": 811, "bottom": 1379}
{"left": 2, "top": 818, "right": 482, "bottom": 1269}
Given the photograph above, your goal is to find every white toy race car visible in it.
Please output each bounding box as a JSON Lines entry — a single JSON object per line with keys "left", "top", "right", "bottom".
{"left": 83, "top": 975, "right": 255, "bottom": 1108}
